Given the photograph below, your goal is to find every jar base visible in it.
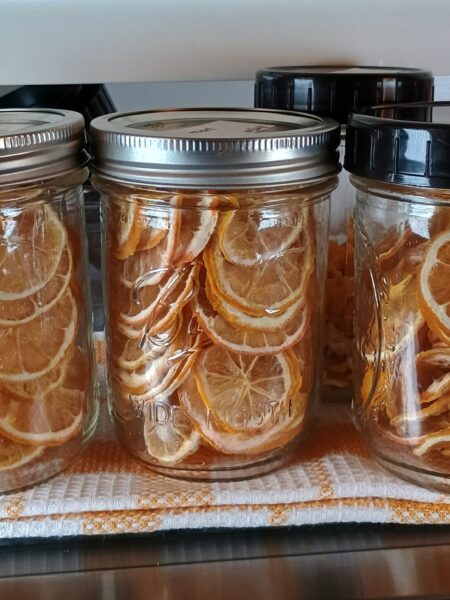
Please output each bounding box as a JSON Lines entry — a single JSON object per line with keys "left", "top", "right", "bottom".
{"left": 122, "top": 440, "right": 300, "bottom": 482}
{"left": 371, "top": 448, "right": 450, "bottom": 494}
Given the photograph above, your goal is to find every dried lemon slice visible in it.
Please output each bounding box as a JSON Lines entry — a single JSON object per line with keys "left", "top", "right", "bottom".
{"left": 0, "top": 433, "right": 43, "bottom": 470}
{"left": 418, "top": 230, "right": 450, "bottom": 344}
{"left": 193, "top": 345, "right": 299, "bottom": 433}
{"left": 143, "top": 394, "right": 200, "bottom": 465}
{"left": 0, "top": 205, "right": 66, "bottom": 301}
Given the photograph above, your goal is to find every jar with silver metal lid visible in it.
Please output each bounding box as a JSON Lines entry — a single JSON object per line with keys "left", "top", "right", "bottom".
{"left": 91, "top": 108, "right": 339, "bottom": 480}
{"left": 0, "top": 109, "right": 98, "bottom": 493}
{"left": 255, "top": 67, "right": 434, "bottom": 400}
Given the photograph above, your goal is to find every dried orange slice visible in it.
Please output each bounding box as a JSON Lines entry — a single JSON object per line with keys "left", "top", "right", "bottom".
{"left": 391, "top": 395, "right": 450, "bottom": 427}
{"left": 0, "top": 385, "right": 83, "bottom": 446}
{"left": 178, "top": 373, "right": 306, "bottom": 456}
{"left": 143, "top": 394, "right": 200, "bottom": 465}
{"left": 205, "top": 275, "right": 303, "bottom": 332}
{"left": 118, "top": 209, "right": 181, "bottom": 289}
{"left": 172, "top": 194, "right": 218, "bottom": 265}
{"left": 110, "top": 198, "right": 142, "bottom": 260}
{"left": 118, "top": 262, "right": 199, "bottom": 331}
{"left": 204, "top": 230, "right": 312, "bottom": 317}
{"left": 0, "top": 433, "right": 43, "bottom": 471}
{"left": 0, "top": 289, "right": 78, "bottom": 382}
{"left": 114, "top": 329, "right": 202, "bottom": 399}
{"left": 418, "top": 230, "right": 450, "bottom": 344}
{"left": 218, "top": 205, "right": 305, "bottom": 267}
{"left": 413, "top": 427, "right": 450, "bottom": 456}
{"left": 135, "top": 204, "right": 168, "bottom": 252}
{"left": 0, "top": 245, "right": 72, "bottom": 327}
{"left": 421, "top": 372, "right": 450, "bottom": 403}
{"left": 0, "top": 205, "right": 66, "bottom": 301}
{"left": 193, "top": 345, "right": 299, "bottom": 433}
{"left": 0, "top": 358, "right": 69, "bottom": 402}
{"left": 194, "top": 280, "right": 308, "bottom": 355}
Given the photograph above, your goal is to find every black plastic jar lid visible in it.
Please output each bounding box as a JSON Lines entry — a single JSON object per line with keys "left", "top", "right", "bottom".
{"left": 255, "top": 66, "right": 433, "bottom": 124}
{"left": 344, "top": 101, "right": 450, "bottom": 189}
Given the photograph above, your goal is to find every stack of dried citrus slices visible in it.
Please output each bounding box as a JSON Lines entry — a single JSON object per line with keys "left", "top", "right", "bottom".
{"left": 107, "top": 194, "right": 314, "bottom": 467}
{"left": 323, "top": 218, "right": 354, "bottom": 391}
{"left": 359, "top": 214, "right": 450, "bottom": 468}
{"left": 0, "top": 205, "right": 90, "bottom": 480}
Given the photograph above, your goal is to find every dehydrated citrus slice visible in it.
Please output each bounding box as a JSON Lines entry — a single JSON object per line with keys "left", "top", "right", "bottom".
{"left": 118, "top": 262, "right": 199, "bottom": 332}
{"left": 135, "top": 204, "right": 168, "bottom": 252}
{"left": 0, "top": 433, "right": 43, "bottom": 471}
{"left": 413, "top": 427, "right": 450, "bottom": 456}
{"left": 0, "top": 358, "right": 69, "bottom": 402}
{"left": 193, "top": 345, "right": 298, "bottom": 433}
{"left": 172, "top": 194, "right": 218, "bottom": 265}
{"left": 421, "top": 372, "right": 450, "bottom": 403}
{"left": 114, "top": 330, "right": 202, "bottom": 399}
{"left": 117, "top": 209, "right": 181, "bottom": 289}
{"left": 0, "top": 205, "right": 66, "bottom": 301}
{"left": 0, "top": 245, "right": 72, "bottom": 327}
{"left": 110, "top": 198, "right": 142, "bottom": 260}
{"left": 391, "top": 395, "right": 450, "bottom": 427}
{"left": 418, "top": 230, "right": 450, "bottom": 344}
{"left": 178, "top": 373, "right": 306, "bottom": 456}
{"left": 0, "top": 289, "right": 78, "bottom": 382}
{"left": 204, "top": 230, "right": 312, "bottom": 317}
{"left": 0, "top": 387, "right": 83, "bottom": 446}
{"left": 143, "top": 395, "right": 200, "bottom": 465}
{"left": 205, "top": 275, "right": 303, "bottom": 332}
{"left": 218, "top": 205, "right": 305, "bottom": 267}
{"left": 194, "top": 279, "right": 308, "bottom": 355}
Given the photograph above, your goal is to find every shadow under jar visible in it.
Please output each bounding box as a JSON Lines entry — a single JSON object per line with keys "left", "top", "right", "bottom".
{"left": 0, "top": 109, "right": 98, "bottom": 493}
{"left": 347, "top": 102, "right": 450, "bottom": 492}
{"left": 91, "top": 108, "right": 339, "bottom": 481}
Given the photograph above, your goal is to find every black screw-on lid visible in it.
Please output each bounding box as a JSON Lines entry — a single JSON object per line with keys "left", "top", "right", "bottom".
{"left": 344, "top": 101, "right": 450, "bottom": 189}
{"left": 255, "top": 66, "right": 433, "bottom": 124}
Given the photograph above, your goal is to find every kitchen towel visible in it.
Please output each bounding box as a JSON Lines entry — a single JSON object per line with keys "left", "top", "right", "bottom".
{"left": 1, "top": 337, "right": 449, "bottom": 539}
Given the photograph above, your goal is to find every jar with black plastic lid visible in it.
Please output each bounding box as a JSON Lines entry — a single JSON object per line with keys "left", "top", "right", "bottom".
{"left": 346, "top": 101, "right": 450, "bottom": 492}
{"left": 255, "top": 66, "right": 434, "bottom": 399}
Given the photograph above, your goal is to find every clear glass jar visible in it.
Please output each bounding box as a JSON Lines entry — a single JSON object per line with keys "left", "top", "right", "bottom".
{"left": 91, "top": 108, "right": 340, "bottom": 480}
{"left": 0, "top": 110, "right": 98, "bottom": 493}
{"left": 348, "top": 102, "right": 450, "bottom": 492}
{"left": 255, "top": 66, "right": 434, "bottom": 400}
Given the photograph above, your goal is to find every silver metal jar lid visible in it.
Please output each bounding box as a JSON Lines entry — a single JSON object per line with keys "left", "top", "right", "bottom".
{"left": 0, "top": 109, "right": 85, "bottom": 186}
{"left": 90, "top": 108, "right": 340, "bottom": 188}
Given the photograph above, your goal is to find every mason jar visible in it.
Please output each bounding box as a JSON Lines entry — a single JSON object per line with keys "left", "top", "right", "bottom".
{"left": 91, "top": 108, "right": 340, "bottom": 480}
{"left": 255, "top": 66, "right": 434, "bottom": 399}
{"left": 346, "top": 102, "right": 450, "bottom": 492}
{"left": 0, "top": 109, "right": 98, "bottom": 493}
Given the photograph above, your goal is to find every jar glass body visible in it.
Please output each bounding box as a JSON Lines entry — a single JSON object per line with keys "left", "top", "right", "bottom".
{"left": 323, "top": 135, "right": 354, "bottom": 399}
{"left": 352, "top": 175, "right": 450, "bottom": 492}
{"left": 97, "top": 177, "right": 335, "bottom": 480}
{"left": 0, "top": 169, "right": 99, "bottom": 493}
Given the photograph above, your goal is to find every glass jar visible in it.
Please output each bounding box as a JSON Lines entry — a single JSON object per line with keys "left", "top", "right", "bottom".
{"left": 255, "top": 66, "right": 434, "bottom": 399}
{"left": 346, "top": 102, "right": 450, "bottom": 492}
{"left": 0, "top": 109, "right": 98, "bottom": 493}
{"left": 91, "top": 108, "right": 340, "bottom": 480}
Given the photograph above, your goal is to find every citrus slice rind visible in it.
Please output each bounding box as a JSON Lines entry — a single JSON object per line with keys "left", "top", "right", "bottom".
{"left": 117, "top": 208, "right": 181, "bottom": 289}
{"left": 0, "top": 289, "right": 78, "bottom": 383}
{"left": 0, "top": 205, "right": 66, "bottom": 301}
{"left": 205, "top": 275, "right": 303, "bottom": 333}
{"left": 0, "top": 433, "right": 44, "bottom": 471}
{"left": 178, "top": 373, "right": 306, "bottom": 456}
{"left": 143, "top": 394, "right": 200, "bottom": 465}
{"left": 111, "top": 198, "right": 141, "bottom": 260}
{"left": 418, "top": 230, "right": 450, "bottom": 344}
{"left": 172, "top": 194, "right": 218, "bottom": 266}
{"left": 192, "top": 345, "right": 296, "bottom": 434}
{"left": 0, "top": 244, "right": 72, "bottom": 328}
{"left": 0, "top": 388, "right": 84, "bottom": 447}
{"left": 218, "top": 205, "right": 304, "bottom": 267}
{"left": 413, "top": 427, "right": 450, "bottom": 456}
